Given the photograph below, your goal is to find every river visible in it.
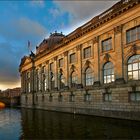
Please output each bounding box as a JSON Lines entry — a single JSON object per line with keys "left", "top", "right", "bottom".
{"left": 0, "top": 108, "right": 140, "bottom": 139}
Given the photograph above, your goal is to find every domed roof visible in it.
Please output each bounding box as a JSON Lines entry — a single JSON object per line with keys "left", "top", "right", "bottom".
{"left": 36, "top": 32, "right": 65, "bottom": 54}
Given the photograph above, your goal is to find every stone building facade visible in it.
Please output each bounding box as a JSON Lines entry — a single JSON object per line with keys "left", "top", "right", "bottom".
{"left": 19, "top": 0, "right": 140, "bottom": 120}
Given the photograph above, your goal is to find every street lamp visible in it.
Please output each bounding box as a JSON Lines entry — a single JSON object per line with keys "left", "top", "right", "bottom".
{"left": 30, "top": 51, "right": 35, "bottom": 106}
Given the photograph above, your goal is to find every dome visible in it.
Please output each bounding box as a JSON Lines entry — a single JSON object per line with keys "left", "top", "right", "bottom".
{"left": 36, "top": 32, "right": 65, "bottom": 54}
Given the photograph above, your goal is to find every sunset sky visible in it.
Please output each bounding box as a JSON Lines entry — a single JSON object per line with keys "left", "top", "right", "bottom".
{"left": 0, "top": 0, "right": 117, "bottom": 90}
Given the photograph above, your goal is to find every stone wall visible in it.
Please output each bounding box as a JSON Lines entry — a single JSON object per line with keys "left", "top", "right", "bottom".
{"left": 21, "top": 82, "right": 140, "bottom": 121}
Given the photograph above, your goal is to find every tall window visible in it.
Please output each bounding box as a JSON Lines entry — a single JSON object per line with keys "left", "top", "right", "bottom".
{"left": 102, "top": 38, "right": 112, "bottom": 52}
{"left": 128, "top": 55, "right": 140, "bottom": 80}
{"left": 60, "top": 73, "right": 65, "bottom": 89}
{"left": 71, "top": 71, "right": 78, "bottom": 88}
{"left": 85, "top": 67, "right": 94, "bottom": 86}
{"left": 70, "top": 53, "right": 76, "bottom": 63}
{"left": 59, "top": 58, "right": 63, "bottom": 67}
{"left": 103, "top": 62, "right": 114, "bottom": 84}
{"left": 126, "top": 26, "right": 140, "bottom": 43}
{"left": 84, "top": 46, "right": 91, "bottom": 59}
{"left": 50, "top": 72, "right": 55, "bottom": 90}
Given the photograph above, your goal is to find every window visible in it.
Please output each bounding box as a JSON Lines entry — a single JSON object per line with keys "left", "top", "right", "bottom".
{"left": 130, "top": 92, "right": 140, "bottom": 102}
{"left": 85, "top": 67, "right": 94, "bottom": 86}
{"left": 103, "top": 62, "right": 114, "bottom": 84}
{"left": 59, "top": 58, "right": 63, "bottom": 67}
{"left": 70, "top": 53, "right": 76, "bottom": 63}
{"left": 50, "top": 72, "right": 55, "bottom": 90}
{"left": 84, "top": 46, "right": 91, "bottom": 58}
{"left": 60, "top": 73, "right": 65, "bottom": 89}
{"left": 128, "top": 55, "right": 140, "bottom": 80}
{"left": 102, "top": 38, "right": 112, "bottom": 52}
{"left": 126, "top": 26, "right": 140, "bottom": 43}
{"left": 69, "top": 94, "right": 75, "bottom": 102}
{"left": 42, "top": 74, "right": 47, "bottom": 91}
{"left": 71, "top": 71, "right": 78, "bottom": 88}
{"left": 50, "top": 63, "right": 54, "bottom": 71}
{"left": 103, "top": 93, "right": 112, "bottom": 101}
{"left": 58, "top": 94, "right": 63, "bottom": 102}
{"left": 84, "top": 94, "right": 91, "bottom": 102}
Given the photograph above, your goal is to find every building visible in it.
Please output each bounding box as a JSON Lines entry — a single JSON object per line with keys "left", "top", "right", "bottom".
{"left": 19, "top": 0, "right": 140, "bottom": 120}
{"left": 0, "top": 87, "right": 21, "bottom": 106}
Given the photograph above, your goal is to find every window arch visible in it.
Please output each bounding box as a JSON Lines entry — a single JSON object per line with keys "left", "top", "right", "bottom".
{"left": 71, "top": 71, "right": 78, "bottom": 88}
{"left": 128, "top": 55, "right": 140, "bottom": 80}
{"left": 85, "top": 67, "right": 94, "bottom": 86}
{"left": 103, "top": 62, "right": 114, "bottom": 83}
{"left": 60, "top": 73, "right": 65, "bottom": 89}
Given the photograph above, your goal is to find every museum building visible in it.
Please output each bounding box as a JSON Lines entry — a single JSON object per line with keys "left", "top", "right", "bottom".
{"left": 19, "top": 0, "right": 140, "bottom": 120}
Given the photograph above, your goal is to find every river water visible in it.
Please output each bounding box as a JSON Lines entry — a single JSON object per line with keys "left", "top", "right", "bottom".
{"left": 0, "top": 108, "right": 140, "bottom": 140}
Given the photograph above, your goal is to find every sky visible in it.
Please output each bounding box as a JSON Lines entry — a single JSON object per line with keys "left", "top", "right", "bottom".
{"left": 0, "top": 0, "right": 118, "bottom": 90}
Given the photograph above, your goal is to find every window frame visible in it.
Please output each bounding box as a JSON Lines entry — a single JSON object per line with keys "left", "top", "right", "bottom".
{"left": 103, "top": 62, "right": 114, "bottom": 84}
{"left": 129, "top": 91, "right": 140, "bottom": 102}
{"left": 126, "top": 26, "right": 140, "bottom": 44}
{"left": 103, "top": 92, "right": 112, "bottom": 102}
{"left": 59, "top": 58, "right": 64, "bottom": 67}
{"left": 102, "top": 37, "right": 112, "bottom": 52}
{"left": 83, "top": 46, "right": 91, "bottom": 59}
{"left": 70, "top": 53, "right": 76, "bottom": 64}
{"left": 85, "top": 67, "right": 94, "bottom": 86}
{"left": 127, "top": 55, "right": 140, "bottom": 81}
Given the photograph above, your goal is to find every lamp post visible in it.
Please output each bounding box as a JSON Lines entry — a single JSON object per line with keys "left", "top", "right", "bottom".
{"left": 30, "top": 51, "right": 35, "bottom": 106}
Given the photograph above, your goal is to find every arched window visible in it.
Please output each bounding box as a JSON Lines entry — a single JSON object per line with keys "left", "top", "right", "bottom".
{"left": 71, "top": 71, "right": 78, "bottom": 88}
{"left": 85, "top": 67, "right": 94, "bottom": 86}
{"left": 60, "top": 73, "right": 65, "bottom": 89}
{"left": 103, "top": 62, "right": 114, "bottom": 83}
{"left": 128, "top": 55, "right": 140, "bottom": 80}
{"left": 50, "top": 72, "right": 55, "bottom": 90}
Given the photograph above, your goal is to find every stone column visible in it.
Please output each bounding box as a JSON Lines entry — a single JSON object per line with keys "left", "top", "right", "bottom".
{"left": 114, "top": 25, "right": 124, "bottom": 83}
{"left": 64, "top": 51, "right": 69, "bottom": 88}
{"left": 93, "top": 36, "right": 100, "bottom": 84}
{"left": 54, "top": 56, "right": 58, "bottom": 90}
{"left": 76, "top": 44, "right": 83, "bottom": 88}
{"left": 46, "top": 61, "right": 49, "bottom": 91}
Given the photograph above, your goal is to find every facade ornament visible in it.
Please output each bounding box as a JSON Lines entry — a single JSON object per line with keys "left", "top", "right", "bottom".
{"left": 54, "top": 56, "right": 58, "bottom": 61}
{"left": 70, "top": 65, "right": 75, "bottom": 72}
{"left": 103, "top": 53, "right": 110, "bottom": 62}
{"left": 64, "top": 51, "right": 68, "bottom": 56}
{"left": 114, "top": 25, "right": 123, "bottom": 34}
{"left": 46, "top": 60, "right": 49, "bottom": 64}
{"left": 85, "top": 60, "right": 90, "bottom": 67}
{"left": 76, "top": 44, "right": 82, "bottom": 51}
{"left": 93, "top": 36, "right": 99, "bottom": 44}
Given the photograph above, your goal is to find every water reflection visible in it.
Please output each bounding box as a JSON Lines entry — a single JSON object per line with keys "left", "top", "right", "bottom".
{"left": 0, "top": 108, "right": 21, "bottom": 140}
{"left": 1, "top": 108, "right": 140, "bottom": 139}
{"left": 21, "top": 108, "right": 140, "bottom": 139}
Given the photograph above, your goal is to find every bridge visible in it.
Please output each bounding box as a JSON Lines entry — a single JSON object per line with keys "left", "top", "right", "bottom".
{"left": 0, "top": 96, "right": 20, "bottom": 106}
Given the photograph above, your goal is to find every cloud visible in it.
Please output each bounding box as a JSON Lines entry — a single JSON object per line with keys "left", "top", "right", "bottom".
{"left": 49, "top": 8, "right": 61, "bottom": 18}
{"left": 30, "top": 0, "right": 45, "bottom": 7}
{"left": 54, "top": 1, "right": 118, "bottom": 32}
{"left": 0, "top": 42, "right": 20, "bottom": 84}
{"left": 0, "top": 17, "right": 47, "bottom": 42}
